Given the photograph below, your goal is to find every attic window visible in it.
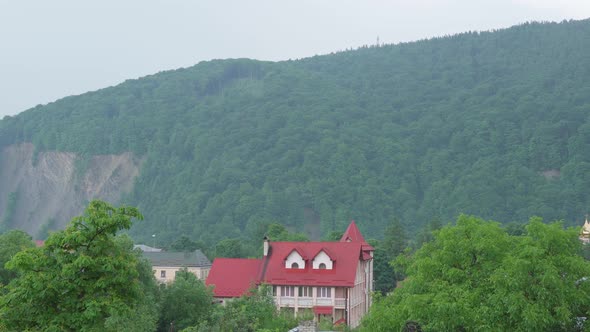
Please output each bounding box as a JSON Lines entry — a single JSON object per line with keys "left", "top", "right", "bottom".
{"left": 285, "top": 249, "right": 305, "bottom": 269}
{"left": 312, "top": 250, "right": 334, "bottom": 270}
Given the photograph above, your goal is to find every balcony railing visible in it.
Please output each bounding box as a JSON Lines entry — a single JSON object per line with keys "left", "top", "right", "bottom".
{"left": 298, "top": 298, "right": 313, "bottom": 306}
{"left": 276, "top": 297, "right": 346, "bottom": 309}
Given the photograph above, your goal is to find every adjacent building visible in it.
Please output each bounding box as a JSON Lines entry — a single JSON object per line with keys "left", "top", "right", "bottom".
{"left": 581, "top": 216, "right": 590, "bottom": 244}
{"left": 142, "top": 250, "right": 212, "bottom": 283}
{"left": 133, "top": 244, "right": 162, "bottom": 252}
{"left": 206, "top": 221, "right": 373, "bottom": 328}
{"left": 205, "top": 258, "right": 262, "bottom": 304}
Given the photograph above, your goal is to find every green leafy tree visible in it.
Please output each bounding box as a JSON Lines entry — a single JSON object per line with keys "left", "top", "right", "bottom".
{"left": 382, "top": 219, "right": 408, "bottom": 256}
{"left": 372, "top": 246, "right": 397, "bottom": 295}
{"left": 0, "top": 200, "right": 152, "bottom": 331}
{"left": 414, "top": 218, "right": 442, "bottom": 248}
{"left": 213, "top": 238, "right": 246, "bottom": 258}
{"left": 322, "top": 231, "right": 344, "bottom": 242}
{"left": 265, "top": 223, "right": 308, "bottom": 242}
{"left": 0, "top": 192, "right": 18, "bottom": 232}
{"left": 158, "top": 269, "right": 213, "bottom": 332}
{"left": 189, "top": 284, "right": 297, "bottom": 332}
{"left": 504, "top": 221, "right": 526, "bottom": 236}
{"left": 362, "top": 215, "right": 590, "bottom": 331}
{"left": 170, "top": 235, "right": 202, "bottom": 253}
{"left": 373, "top": 219, "right": 408, "bottom": 295}
{"left": 0, "top": 230, "right": 33, "bottom": 286}
{"left": 103, "top": 235, "right": 160, "bottom": 332}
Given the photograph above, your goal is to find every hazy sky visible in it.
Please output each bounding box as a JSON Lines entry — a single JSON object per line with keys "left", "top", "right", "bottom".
{"left": 1, "top": 1, "right": 589, "bottom": 118}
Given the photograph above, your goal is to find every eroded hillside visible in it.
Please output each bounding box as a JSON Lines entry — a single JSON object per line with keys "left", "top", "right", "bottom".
{"left": 0, "top": 143, "right": 141, "bottom": 237}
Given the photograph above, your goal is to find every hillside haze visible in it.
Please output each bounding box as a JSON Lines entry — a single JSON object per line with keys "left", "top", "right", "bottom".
{"left": 1, "top": 20, "right": 590, "bottom": 244}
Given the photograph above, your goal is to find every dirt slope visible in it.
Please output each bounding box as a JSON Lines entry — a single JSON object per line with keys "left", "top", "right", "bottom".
{"left": 0, "top": 143, "right": 141, "bottom": 237}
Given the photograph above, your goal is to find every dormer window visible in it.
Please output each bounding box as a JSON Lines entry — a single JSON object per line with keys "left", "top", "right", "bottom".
{"left": 285, "top": 248, "right": 306, "bottom": 269}
{"left": 312, "top": 249, "right": 334, "bottom": 270}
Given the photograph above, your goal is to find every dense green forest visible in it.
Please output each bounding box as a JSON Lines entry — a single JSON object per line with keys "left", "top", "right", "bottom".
{"left": 1, "top": 19, "right": 590, "bottom": 246}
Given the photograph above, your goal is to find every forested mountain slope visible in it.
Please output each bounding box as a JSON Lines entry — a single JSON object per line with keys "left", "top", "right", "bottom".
{"left": 1, "top": 19, "right": 590, "bottom": 245}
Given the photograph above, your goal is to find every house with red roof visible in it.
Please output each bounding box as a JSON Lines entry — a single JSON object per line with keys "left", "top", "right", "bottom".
{"left": 206, "top": 221, "right": 373, "bottom": 328}
{"left": 205, "top": 258, "right": 262, "bottom": 303}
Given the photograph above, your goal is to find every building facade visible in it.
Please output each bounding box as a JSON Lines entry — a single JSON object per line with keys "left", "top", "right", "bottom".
{"left": 142, "top": 250, "right": 211, "bottom": 283}
{"left": 581, "top": 217, "right": 590, "bottom": 244}
{"left": 206, "top": 221, "right": 373, "bottom": 328}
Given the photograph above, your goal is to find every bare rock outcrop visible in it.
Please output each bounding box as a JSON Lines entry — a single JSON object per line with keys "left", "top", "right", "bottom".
{"left": 0, "top": 143, "right": 141, "bottom": 236}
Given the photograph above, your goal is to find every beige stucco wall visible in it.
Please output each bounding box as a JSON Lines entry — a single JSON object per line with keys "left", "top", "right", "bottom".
{"left": 348, "top": 259, "right": 370, "bottom": 328}
{"left": 153, "top": 266, "right": 210, "bottom": 283}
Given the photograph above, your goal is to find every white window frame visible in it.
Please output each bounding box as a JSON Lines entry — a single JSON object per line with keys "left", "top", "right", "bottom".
{"left": 298, "top": 286, "right": 312, "bottom": 297}
{"left": 281, "top": 286, "right": 295, "bottom": 297}
{"left": 317, "top": 286, "right": 331, "bottom": 298}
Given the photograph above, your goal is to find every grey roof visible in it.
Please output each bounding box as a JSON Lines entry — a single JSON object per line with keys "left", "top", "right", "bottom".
{"left": 134, "top": 244, "right": 163, "bottom": 252}
{"left": 142, "top": 250, "right": 211, "bottom": 267}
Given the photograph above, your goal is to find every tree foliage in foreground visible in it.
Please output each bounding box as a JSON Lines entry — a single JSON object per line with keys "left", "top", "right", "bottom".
{"left": 186, "top": 284, "right": 298, "bottom": 332}
{"left": 0, "top": 200, "right": 157, "bottom": 332}
{"left": 0, "top": 230, "right": 33, "bottom": 286}
{"left": 158, "top": 269, "right": 212, "bottom": 332}
{"left": 362, "top": 215, "right": 590, "bottom": 331}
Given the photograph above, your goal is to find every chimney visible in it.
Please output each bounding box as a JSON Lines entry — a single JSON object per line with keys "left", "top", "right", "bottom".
{"left": 263, "top": 236, "right": 270, "bottom": 256}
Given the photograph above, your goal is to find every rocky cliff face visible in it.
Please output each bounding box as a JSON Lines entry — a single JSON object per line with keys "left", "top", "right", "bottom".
{"left": 0, "top": 143, "right": 141, "bottom": 237}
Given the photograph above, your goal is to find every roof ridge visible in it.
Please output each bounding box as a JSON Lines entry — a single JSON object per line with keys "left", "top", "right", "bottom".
{"left": 258, "top": 245, "right": 272, "bottom": 282}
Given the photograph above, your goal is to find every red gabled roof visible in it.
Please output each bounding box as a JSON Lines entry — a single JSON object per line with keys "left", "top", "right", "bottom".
{"left": 311, "top": 247, "right": 335, "bottom": 262}
{"left": 340, "top": 220, "right": 374, "bottom": 251}
{"left": 284, "top": 247, "right": 307, "bottom": 260}
{"left": 261, "top": 241, "right": 362, "bottom": 287}
{"left": 340, "top": 220, "right": 366, "bottom": 243}
{"left": 206, "top": 258, "right": 262, "bottom": 298}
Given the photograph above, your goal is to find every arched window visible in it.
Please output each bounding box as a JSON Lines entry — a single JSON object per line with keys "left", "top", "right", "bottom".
{"left": 319, "top": 263, "right": 326, "bottom": 270}
{"left": 291, "top": 262, "right": 299, "bottom": 269}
